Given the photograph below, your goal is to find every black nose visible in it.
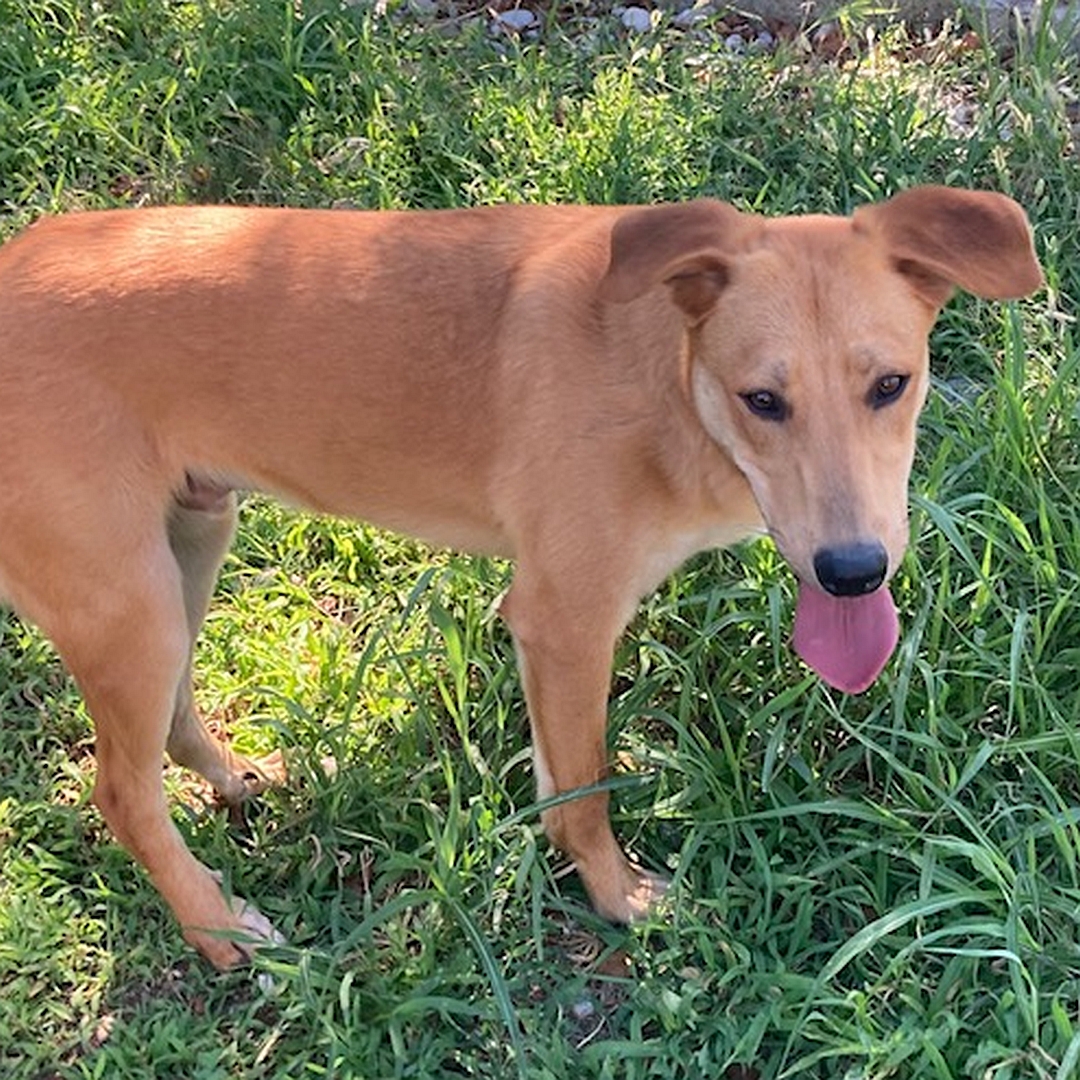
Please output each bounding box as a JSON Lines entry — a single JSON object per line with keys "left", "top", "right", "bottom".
{"left": 813, "top": 541, "right": 888, "bottom": 597}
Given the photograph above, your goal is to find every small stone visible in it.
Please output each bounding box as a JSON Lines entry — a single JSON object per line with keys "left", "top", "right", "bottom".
{"left": 621, "top": 6, "right": 654, "bottom": 33}
{"left": 724, "top": 32, "right": 746, "bottom": 52}
{"left": 494, "top": 8, "right": 536, "bottom": 31}
{"left": 571, "top": 998, "right": 596, "bottom": 1020}
{"left": 673, "top": 5, "right": 711, "bottom": 28}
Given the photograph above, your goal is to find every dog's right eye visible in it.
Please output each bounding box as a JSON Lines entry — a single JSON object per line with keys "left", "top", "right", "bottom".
{"left": 741, "top": 389, "right": 788, "bottom": 422}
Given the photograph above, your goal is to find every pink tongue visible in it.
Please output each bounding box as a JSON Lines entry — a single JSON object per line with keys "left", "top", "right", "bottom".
{"left": 792, "top": 584, "right": 899, "bottom": 694}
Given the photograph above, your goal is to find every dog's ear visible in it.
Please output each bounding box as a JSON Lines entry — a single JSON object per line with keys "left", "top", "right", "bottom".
{"left": 854, "top": 186, "right": 1043, "bottom": 308}
{"left": 598, "top": 200, "right": 755, "bottom": 322}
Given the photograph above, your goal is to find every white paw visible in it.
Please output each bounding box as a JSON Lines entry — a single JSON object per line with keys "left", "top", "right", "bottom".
{"left": 229, "top": 894, "right": 285, "bottom": 949}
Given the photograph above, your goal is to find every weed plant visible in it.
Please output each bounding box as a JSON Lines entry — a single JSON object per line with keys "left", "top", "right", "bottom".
{"left": 1, "top": 1, "right": 1079, "bottom": 1077}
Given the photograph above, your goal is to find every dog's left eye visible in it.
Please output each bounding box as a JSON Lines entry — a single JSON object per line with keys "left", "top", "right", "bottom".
{"left": 870, "top": 374, "right": 909, "bottom": 408}
{"left": 741, "top": 389, "right": 788, "bottom": 421}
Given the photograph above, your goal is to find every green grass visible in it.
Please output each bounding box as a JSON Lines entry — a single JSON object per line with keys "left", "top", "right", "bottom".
{"left": 2, "top": 1, "right": 1080, "bottom": 1076}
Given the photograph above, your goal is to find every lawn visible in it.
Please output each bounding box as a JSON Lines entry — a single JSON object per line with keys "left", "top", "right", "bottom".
{"left": 1, "top": 1, "right": 1079, "bottom": 1077}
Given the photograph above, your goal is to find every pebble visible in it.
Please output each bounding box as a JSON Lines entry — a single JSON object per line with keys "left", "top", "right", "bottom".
{"left": 673, "top": 6, "right": 711, "bottom": 28}
{"left": 493, "top": 7, "right": 537, "bottom": 31}
{"left": 620, "top": 6, "right": 654, "bottom": 33}
{"left": 571, "top": 998, "right": 596, "bottom": 1020}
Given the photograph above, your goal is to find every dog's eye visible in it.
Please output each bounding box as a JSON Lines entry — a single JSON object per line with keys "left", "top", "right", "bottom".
{"left": 870, "top": 374, "right": 909, "bottom": 408}
{"left": 741, "top": 389, "right": 788, "bottom": 422}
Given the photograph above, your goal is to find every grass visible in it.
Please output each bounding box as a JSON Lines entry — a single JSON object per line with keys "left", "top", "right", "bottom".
{"left": 1, "top": 0, "right": 1080, "bottom": 1076}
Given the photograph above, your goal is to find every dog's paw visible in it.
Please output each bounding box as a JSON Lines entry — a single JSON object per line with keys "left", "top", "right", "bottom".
{"left": 186, "top": 874, "right": 285, "bottom": 969}
{"left": 230, "top": 894, "right": 286, "bottom": 952}
{"left": 585, "top": 858, "right": 671, "bottom": 924}
{"left": 232, "top": 895, "right": 288, "bottom": 994}
{"left": 620, "top": 867, "right": 670, "bottom": 922}
{"left": 234, "top": 749, "right": 288, "bottom": 798}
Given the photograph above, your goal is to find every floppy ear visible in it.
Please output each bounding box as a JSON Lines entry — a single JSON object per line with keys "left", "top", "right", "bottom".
{"left": 598, "top": 199, "right": 757, "bottom": 322}
{"left": 853, "top": 186, "right": 1043, "bottom": 307}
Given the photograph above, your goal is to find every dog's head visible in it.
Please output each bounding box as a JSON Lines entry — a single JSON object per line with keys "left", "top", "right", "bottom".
{"left": 600, "top": 188, "right": 1043, "bottom": 692}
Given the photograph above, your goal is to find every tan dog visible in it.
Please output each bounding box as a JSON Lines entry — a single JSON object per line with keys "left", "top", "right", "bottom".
{"left": 0, "top": 188, "right": 1041, "bottom": 968}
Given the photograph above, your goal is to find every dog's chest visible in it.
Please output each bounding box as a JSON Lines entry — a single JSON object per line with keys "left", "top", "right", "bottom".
{"left": 634, "top": 518, "right": 764, "bottom": 602}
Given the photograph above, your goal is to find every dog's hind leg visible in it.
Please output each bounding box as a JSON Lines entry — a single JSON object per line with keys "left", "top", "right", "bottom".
{"left": 164, "top": 483, "right": 285, "bottom": 804}
{"left": 34, "top": 522, "right": 276, "bottom": 968}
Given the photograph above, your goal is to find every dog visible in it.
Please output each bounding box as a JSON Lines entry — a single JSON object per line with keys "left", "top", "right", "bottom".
{"left": 0, "top": 188, "right": 1041, "bottom": 968}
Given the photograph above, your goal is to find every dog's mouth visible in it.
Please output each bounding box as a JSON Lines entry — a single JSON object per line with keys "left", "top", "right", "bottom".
{"left": 792, "top": 582, "right": 899, "bottom": 694}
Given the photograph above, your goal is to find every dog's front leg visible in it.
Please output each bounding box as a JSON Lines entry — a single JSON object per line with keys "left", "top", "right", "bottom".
{"left": 500, "top": 571, "right": 666, "bottom": 922}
